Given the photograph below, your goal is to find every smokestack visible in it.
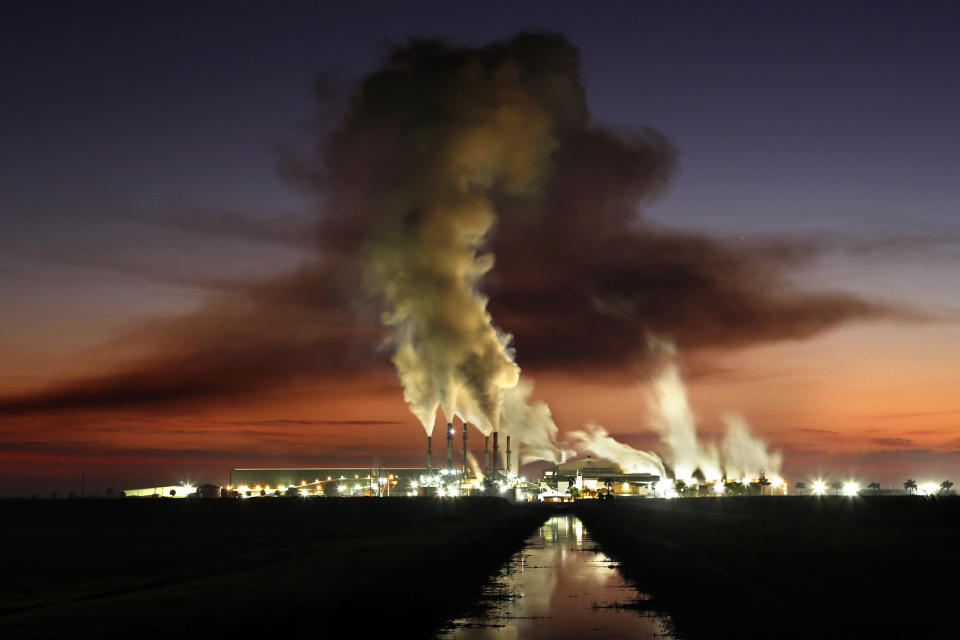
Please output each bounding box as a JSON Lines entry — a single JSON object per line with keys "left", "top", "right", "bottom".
{"left": 506, "top": 435, "right": 512, "bottom": 474}
{"left": 484, "top": 435, "right": 490, "bottom": 473}
{"left": 446, "top": 422, "right": 453, "bottom": 471}
{"left": 462, "top": 421, "right": 469, "bottom": 476}
{"left": 492, "top": 432, "right": 499, "bottom": 474}
{"left": 427, "top": 435, "right": 432, "bottom": 472}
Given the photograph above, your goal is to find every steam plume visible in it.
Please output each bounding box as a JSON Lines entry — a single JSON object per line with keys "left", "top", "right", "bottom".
{"left": 721, "top": 414, "right": 783, "bottom": 481}
{"left": 501, "top": 378, "right": 572, "bottom": 469}
{"left": 466, "top": 450, "right": 484, "bottom": 481}
{"left": 645, "top": 340, "right": 782, "bottom": 482}
{"left": 568, "top": 424, "right": 665, "bottom": 476}
{"left": 568, "top": 340, "right": 781, "bottom": 484}
{"left": 346, "top": 34, "right": 582, "bottom": 436}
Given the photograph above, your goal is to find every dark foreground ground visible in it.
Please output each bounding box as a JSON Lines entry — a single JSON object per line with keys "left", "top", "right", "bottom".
{"left": 576, "top": 496, "right": 960, "bottom": 640}
{"left": 0, "top": 497, "right": 550, "bottom": 639}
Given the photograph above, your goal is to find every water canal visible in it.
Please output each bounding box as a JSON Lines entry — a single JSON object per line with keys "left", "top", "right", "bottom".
{"left": 437, "top": 514, "right": 675, "bottom": 639}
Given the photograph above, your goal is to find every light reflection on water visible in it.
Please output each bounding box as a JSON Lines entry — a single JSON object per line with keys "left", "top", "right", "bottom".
{"left": 437, "top": 514, "right": 674, "bottom": 640}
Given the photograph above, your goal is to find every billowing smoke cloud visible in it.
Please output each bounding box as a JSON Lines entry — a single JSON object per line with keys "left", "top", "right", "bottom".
{"left": 644, "top": 340, "right": 782, "bottom": 482}
{"left": 568, "top": 424, "right": 665, "bottom": 476}
{"left": 721, "top": 414, "right": 783, "bottom": 481}
{"left": 646, "top": 340, "right": 723, "bottom": 481}
{"left": 501, "top": 378, "right": 572, "bottom": 468}
{"left": 568, "top": 339, "right": 781, "bottom": 483}
{"left": 0, "top": 32, "right": 919, "bottom": 445}
{"left": 350, "top": 36, "right": 571, "bottom": 434}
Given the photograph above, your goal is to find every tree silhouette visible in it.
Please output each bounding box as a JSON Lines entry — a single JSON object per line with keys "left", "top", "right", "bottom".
{"left": 868, "top": 482, "right": 881, "bottom": 493}
{"left": 795, "top": 481, "right": 807, "bottom": 495}
{"left": 830, "top": 481, "right": 843, "bottom": 496}
{"left": 904, "top": 479, "right": 917, "bottom": 495}
{"left": 758, "top": 477, "right": 772, "bottom": 495}
{"left": 940, "top": 480, "right": 954, "bottom": 495}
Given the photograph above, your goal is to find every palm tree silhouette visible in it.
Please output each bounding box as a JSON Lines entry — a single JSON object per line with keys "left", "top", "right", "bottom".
{"left": 757, "top": 477, "right": 772, "bottom": 495}
{"left": 868, "top": 482, "right": 881, "bottom": 493}
{"left": 674, "top": 479, "right": 687, "bottom": 496}
{"left": 830, "top": 481, "right": 843, "bottom": 496}
{"left": 903, "top": 479, "right": 917, "bottom": 495}
{"left": 795, "top": 481, "right": 807, "bottom": 495}
{"left": 939, "top": 480, "right": 954, "bottom": 495}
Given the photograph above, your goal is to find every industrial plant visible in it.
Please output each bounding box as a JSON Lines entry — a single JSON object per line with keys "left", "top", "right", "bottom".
{"left": 226, "top": 424, "right": 538, "bottom": 499}
{"left": 123, "top": 428, "right": 801, "bottom": 501}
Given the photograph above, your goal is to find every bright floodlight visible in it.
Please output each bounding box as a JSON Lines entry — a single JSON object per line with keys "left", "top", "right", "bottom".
{"left": 812, "top": 480, "right": 827, "bottom": 496}
{"left": 713, "top": 481, "right": 724, "bottom": 495}
{"left": 842, "top": 481, "right": 859, "bottom": 497}
{"left": 770, "top": 475, "right": 784, "bottom": 489}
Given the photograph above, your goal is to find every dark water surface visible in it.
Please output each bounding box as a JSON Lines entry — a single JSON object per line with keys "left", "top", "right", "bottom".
{"left": 436, "top": 514, "right": 675, "bottom": 640}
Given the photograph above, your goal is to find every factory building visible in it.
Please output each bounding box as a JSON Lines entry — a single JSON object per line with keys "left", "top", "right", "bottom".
{"left": 229, "top": 467, "right": 460, "bottom": 497}
{"left": 540, "top": 456, "right": 660, "bottom": 498}
{"left": 123, "top": 484, "right": 197, "bottom": 498}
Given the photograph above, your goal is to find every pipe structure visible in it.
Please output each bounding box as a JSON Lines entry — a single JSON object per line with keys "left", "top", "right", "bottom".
{"left": 506, "top": 435, "right": 512, "bottom": 474}
{"left": 446, "top": 422, "right": 453, "bottom": 471}
{"left": 484, "top": 435, "right": 490, "bottom": 473}
{"left": 427, "top": 435, "right": 432, "bottom": 472}
{"left": 491, "top": 432, "right": 499, "bottom": 474}
{"left": 462, "top": 421, "right": 469, "bottom": 476}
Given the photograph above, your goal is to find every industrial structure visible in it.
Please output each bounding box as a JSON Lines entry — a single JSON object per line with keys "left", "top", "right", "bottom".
{"left": 127, "top": 455, "right": 807, "bottom": 500}
{"left": 123, "top": 484, "right": 197, "bottom": 498}
{"left": 539, "top": 456, "right": 661, "bottom": 499}
{"left": 226, "top": 454, "right": 663, "bottom": 501}
{"left": 229, "top": 467, "right": 430, "bottom": 497}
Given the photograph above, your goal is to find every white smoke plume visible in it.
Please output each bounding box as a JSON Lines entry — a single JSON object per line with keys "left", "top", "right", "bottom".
{"left": 568, "top": 424, "right": 665, "bottom": 476}
{"left": 567, "top": 339, "right": 782, "bottom": 483}
{"left": 646, "top": 342, "right": 722, "bottom": 481}
{"left": 466, "top": 450, "right": 484, "bottom": 482}
{"left": 501, "top": 378, "right": 573, "bottom": 469}
{"left": 721, "top": 413, "right": 783, "bottom": 481}
{"left": 645, "top": 340, "right": 782, "bottom": 482}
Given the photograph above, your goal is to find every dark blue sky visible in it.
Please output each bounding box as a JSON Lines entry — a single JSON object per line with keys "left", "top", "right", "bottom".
{"left": 4, "top": 1, "right": 958, "bottom": 235}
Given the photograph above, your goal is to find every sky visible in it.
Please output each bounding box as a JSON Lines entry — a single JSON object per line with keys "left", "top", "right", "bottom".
{"left": 1, "top": 1, "right": 958, "bottom": 495}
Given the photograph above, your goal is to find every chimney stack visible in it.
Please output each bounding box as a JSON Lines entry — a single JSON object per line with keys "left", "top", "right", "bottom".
{"left": 427, "top": 435, "right": 432, "bottom": 472}
{"left": 506, "top": 435, "right": 512, "bottom": 474}
{"left": 492, "top": 432, "right": 499, "bottom": 475}
{"left": 484, "top": 435, "right": 490, "bottom": 473}
{"left": 462, "top": 421, "right": 469, "bottom": 476}
{"left": 446, "top": 422, "right": 454, "bottom": 471}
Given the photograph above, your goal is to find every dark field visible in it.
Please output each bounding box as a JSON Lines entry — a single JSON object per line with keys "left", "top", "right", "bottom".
{"left": 576, "top": 496, "right": 960, "bottom": 640}
{"left": 0, "top": 497, "right": 550, "bottom": 639}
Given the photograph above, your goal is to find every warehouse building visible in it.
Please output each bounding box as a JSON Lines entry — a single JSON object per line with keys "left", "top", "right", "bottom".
{"left": 123, "top": 484, "right": 197, "bottom": 498}
{"left": 541, "top": 456, "right": 660, "bottom": 498}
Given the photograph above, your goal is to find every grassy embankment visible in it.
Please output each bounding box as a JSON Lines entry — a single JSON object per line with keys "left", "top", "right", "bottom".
{"left": 576, "top": 496, "right": 960, "bottom": 639}
{"left": 0, "top": 497, "right": 550, "bottom": 639}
